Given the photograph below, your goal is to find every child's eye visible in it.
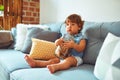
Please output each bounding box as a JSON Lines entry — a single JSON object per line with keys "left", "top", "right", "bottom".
{"left": 66, "top": 23, "right": 69, "bottom": 26}
{"left": 71, "top": 23, "right": 75, "bottom": 26}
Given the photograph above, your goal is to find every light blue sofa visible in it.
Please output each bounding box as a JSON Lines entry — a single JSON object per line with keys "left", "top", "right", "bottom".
{"left": 0, "top": 21, "right": 120, "bottom": 80}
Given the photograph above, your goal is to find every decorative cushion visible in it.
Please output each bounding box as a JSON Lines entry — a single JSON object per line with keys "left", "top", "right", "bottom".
{"left": 0, "top": 30, "right": 13, "bottom": 48}
{"left": 94, "top": 33, "right": 120, "bottom": 80}
{"left": 14, "top": 23, "right": 49, "bottom": 51}
{"left": 9, "top": 28, "right": 17, "bottom": 49}
{"left": 21, "top": 27, "right": 60, "bottom": 54}
{"left": 104, "top": 40, "right": 120, "bottom": 80}
{"left": 14, "top": 24, "right": 28, "bottom": 50}
{"left": 29, "top": 38, "right": 57, "bottom": 60}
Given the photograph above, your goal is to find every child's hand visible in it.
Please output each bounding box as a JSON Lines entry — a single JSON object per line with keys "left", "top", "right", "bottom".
{"left": 55, "top": 38, "right": 64, "bottom": 46}
{"left": 63, "top": 40, "right": 75, "bottom": 49}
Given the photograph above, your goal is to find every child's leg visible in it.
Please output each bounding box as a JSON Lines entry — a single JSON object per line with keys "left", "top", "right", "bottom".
{"left": 24, "top": 55, "right": 60, "bottom": 68}
{"left": 47, "top": 56, "right": 77, "bottom": 73}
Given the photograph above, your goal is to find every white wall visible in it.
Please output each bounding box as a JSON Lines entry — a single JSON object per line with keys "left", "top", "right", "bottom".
{"left": 40, "top": 0, "right": 120, "bottom": 23}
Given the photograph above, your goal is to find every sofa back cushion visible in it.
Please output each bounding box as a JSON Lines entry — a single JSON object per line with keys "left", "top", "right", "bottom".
{"left": 45, "top": 22, "right": 63, "bottom": 32}
{"left": 83, "top": 21, "right": 120, "bottom": 65}
{"left": 9, "top": 21, "right": 120, "bottom": 65}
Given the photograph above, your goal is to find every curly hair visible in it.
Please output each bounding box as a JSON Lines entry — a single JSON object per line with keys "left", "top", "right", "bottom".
{"left": 65, "top": 14, "right": 84, "bottom": 32}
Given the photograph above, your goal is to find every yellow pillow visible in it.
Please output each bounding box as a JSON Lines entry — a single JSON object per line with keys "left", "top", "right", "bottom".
{"left": 29, "top": 38, "right": 57, "bottom": 60}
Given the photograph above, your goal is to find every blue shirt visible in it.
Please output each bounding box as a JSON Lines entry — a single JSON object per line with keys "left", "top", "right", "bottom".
{"left": 62, "top": 32, "right": 86, "bottom": 58}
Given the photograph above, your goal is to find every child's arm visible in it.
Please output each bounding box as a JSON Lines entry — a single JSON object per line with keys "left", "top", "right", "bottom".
{"left": 63, "top": 39, "right": 86, "bottom": 52}
{"left": 73, "top": 39, "right": 86, "bottom": 52}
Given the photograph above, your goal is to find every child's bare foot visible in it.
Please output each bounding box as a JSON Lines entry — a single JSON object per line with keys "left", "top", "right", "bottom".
{"left": 47, "top": 65, "right": 55, "bottom": 73}
{"left": 24, "top": 55, "right": 36, "bottom": 68}
{"left": 49, "top": 58, "right": 60, "bottom": 64}
{"left": 47, "top": 58, "right": 60, "bottom": 73}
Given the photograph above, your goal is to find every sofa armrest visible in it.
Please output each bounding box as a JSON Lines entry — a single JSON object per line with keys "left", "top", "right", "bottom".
{"left": 0, "top": 30, "right": 13, "bottom": 49}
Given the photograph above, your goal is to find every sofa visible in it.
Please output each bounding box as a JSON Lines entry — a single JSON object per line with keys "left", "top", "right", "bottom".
{"left": 0, "top": 21, "right": 120, "bottom": 80}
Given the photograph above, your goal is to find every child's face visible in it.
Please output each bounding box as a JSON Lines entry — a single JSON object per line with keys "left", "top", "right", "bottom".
{"left": 65, "top": 21, "right": 81, "bottom": 35}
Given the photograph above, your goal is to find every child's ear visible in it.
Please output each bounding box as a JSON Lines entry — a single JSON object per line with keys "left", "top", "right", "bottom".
{"left": 78, "top": 23, "right": 82, "bottom": 27}
{"left": 79, "top": 27, "right": 81, "bottom": 31}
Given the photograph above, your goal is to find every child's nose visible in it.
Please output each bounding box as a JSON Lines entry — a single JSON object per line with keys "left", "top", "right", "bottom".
{"left": 67, "top": 25, "right": 71, "bottom": 28}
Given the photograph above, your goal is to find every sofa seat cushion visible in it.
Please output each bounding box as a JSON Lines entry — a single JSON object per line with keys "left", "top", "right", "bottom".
{"left": 0, "top": 49, "right": 30, "bottom": 80}
{"left": 10, "top": 64, "right": 97, "bottom": 80}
